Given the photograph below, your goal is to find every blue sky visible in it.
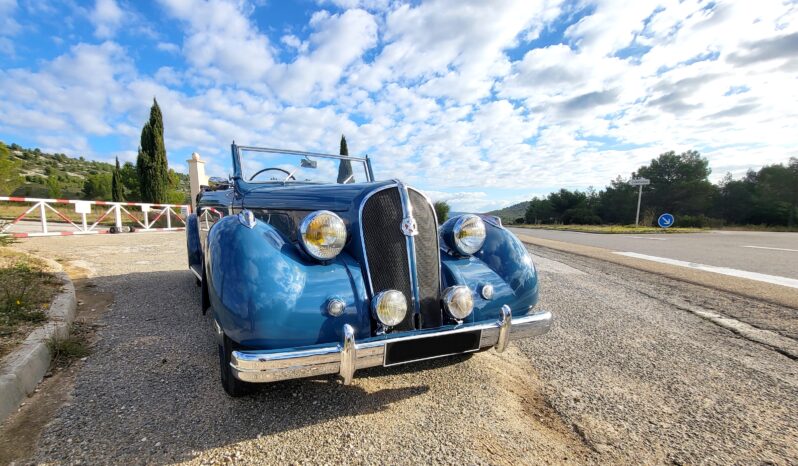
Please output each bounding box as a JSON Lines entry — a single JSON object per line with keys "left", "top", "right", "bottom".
{"left": 1, "top": 0, "right": 797, "bottom": 211}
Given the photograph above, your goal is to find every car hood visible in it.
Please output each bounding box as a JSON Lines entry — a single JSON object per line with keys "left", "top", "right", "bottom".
{"left": 241, "top": 180, "right": 396, "bottom": 213}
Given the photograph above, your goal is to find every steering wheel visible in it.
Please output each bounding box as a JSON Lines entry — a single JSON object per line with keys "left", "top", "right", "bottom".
{"left": 249, "top": 167, "right": 295, "bottom": 181}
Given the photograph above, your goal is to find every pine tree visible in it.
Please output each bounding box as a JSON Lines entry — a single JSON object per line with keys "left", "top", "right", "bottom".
{"left": 112, "top": 156, "right": 124, "bottom": 202}
{"left": 336, "top": 134, "right": 354, "bottom": 184}
{"left": 137, "top": 98, "right": 168, "bottom": 203}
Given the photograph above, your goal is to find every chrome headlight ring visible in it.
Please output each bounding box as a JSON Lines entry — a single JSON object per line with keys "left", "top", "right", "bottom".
{"left": 298, "top": 210, "right": 347, "bottom": 261}
{"left": 451, "top": 214, "right": 486, "bottom": 256}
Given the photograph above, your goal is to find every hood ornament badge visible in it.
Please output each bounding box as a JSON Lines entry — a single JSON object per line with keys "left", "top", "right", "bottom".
{"left": 401, "top": 216, "right": 418, "bottom": 236}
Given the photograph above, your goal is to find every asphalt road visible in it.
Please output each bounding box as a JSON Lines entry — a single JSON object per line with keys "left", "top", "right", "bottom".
{"left": 509, "top": 228, "right": 798, "bottom": 280}
{"left": 5, "top": 233, "right": 797, "bottom": 464}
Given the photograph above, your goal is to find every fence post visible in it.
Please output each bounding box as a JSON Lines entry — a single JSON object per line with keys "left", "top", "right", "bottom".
{"left": 167, "top": 207, "right": 172, "bottom": 229}
{"left": 39, "top": 202, "right": 48, "bottom": 234}
{"left": 114, "top": 204, "right": 123, "bottom": 231}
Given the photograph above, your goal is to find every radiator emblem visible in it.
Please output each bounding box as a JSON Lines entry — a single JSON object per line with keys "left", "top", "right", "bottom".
{"left": 401, "top": 216, "right": 418, "bottom": 236}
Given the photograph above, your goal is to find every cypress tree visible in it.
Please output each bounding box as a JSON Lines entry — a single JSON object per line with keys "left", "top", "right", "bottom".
{"left": 137, "top": 98, "right": 168, "bottom": 203}
{"left": 336, "top": 134, "right": 354, "bottom": 184}
{"left": 112, "top": 156, "right": 124, "bottom": 202}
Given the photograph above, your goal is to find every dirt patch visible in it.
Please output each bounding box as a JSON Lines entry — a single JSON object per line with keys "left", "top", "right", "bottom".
{"left": 470, "top": 348, "right": 595, "bottom": 464}
{"left": 0, "top": 262, "right": 113, "bottom": 465}
{"left": 0, "top": 362, "right": 81, "bottom": 465}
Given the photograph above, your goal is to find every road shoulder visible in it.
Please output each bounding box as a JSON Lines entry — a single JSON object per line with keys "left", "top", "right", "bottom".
{"left": 515, "top": 232, "right": 798, "bottom": 310}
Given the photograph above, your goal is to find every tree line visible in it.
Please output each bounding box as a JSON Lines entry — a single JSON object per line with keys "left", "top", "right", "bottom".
{"left": 523, "top": 151, "right": 798, "bottom": 228}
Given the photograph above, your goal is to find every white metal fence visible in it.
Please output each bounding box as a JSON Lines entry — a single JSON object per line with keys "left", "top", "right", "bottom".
{"left": 0, "top": 196, "right": 191, "bottom": 238}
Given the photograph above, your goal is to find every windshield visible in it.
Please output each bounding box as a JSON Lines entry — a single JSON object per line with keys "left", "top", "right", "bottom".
{"left": 238, "top": 147, "right": 371, "bottom": 185}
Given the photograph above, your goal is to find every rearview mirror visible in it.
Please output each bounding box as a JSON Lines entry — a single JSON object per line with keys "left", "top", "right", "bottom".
{"left": 301, "top": 158, "right": 317, "bottom": 169}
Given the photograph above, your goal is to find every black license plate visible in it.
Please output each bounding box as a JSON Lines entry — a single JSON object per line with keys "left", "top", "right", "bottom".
{"left": 384, "top": 330, "right": 482, "bottom": 366}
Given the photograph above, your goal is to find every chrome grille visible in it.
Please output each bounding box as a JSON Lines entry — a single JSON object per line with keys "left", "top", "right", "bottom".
{"left": 408, "top": 189, "right": 442, "bottom": 328}
{"left": 361, "top": 187, "right": 414, "bottom": 330}
{"left": 360, "top": 185, "right": 442, "bottom": 331}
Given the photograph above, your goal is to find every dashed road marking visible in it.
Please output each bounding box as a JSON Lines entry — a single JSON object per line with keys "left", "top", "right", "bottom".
{"left": 613, "top": 252, "right": 798, "bottom": 289}
{"left": 625, "top": 236, "right": 669, "bottom": 241}
{"left": 742, "top": 245, "right": 798, "bottom": 253}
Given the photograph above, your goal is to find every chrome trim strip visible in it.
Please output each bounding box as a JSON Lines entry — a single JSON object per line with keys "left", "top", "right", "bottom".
{"left": 230, "top": 309, "right": 552, "bottom": 383}
{"left": 235, "top": 145, "right": 370, "bottom": 163}
{"left": 396, "top": 181, "right": 420, "bottom": 320}
{"left": 189, "top": 266, "right": 202, "bottom": 281}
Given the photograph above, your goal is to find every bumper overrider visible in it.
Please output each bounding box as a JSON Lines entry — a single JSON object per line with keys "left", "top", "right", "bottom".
{"left": 228, "top": 305, "right": 552, "bottom": 384}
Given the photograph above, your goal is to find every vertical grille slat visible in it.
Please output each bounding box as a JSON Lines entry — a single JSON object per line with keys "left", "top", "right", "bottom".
{"left": 361, "top": 188, "right": 414, "bottom": 330}
{"left": 409, "top": 189, "right": 442, "bottom": 328}
{"left": 361, "top": 185, "right": 442, "bottom": 332}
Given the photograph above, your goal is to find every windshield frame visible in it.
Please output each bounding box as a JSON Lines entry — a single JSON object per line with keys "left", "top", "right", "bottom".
{"left": 231, "top": 144, "right": 375, "bottom": 191}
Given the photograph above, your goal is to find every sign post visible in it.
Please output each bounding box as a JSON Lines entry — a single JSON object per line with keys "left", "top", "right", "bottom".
{"left": 629, "top": 177, "right": 651, "bottom": 226}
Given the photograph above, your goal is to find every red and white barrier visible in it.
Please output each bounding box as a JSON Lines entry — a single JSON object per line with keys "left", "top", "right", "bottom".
{"left": 0, "top": 196, "right": 191, "bottom": 238}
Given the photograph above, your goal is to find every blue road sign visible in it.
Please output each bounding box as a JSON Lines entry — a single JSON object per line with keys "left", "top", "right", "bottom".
{"left": 658, "top": 213, "right": 675, "bottom": 228}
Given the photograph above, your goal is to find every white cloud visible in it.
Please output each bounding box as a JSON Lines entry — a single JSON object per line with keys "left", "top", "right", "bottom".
{"left": 352, "top": 0, "right": 564, "bottom": 101}
{"left": 159, "top": 0, "right": 275, "bottom": 83}
{"left": 156, "top": 42, "right": 180, "bottom": 54}
{"left": 0, "top": 0, "right": 20, "bottom": 55}
{"left": 90, "top": 0, "right": 125, "bottom": 38}
{"left": 268, "top": 9, "right": 378, "bottom": 103}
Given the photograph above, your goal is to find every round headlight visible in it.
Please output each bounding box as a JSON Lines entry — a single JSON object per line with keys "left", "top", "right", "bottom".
{"left": 371, "top": 290, "right": 407, "bottom": 327}
{"left": 299, "top": 210, "right": 347, "bottom": 260}
{"left": 452, "top": 214, "right": 486, "bottom": 255}
{"left": 443, "top": 286, "right": 474, "bottom": 320}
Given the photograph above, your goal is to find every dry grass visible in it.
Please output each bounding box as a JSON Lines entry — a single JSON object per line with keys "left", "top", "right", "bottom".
{"left": 0, "top": 248, "right": 61, "bottom": 358}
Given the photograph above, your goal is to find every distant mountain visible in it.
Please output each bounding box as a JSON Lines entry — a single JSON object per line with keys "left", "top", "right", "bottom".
{"left": 487, "top": 201, "right": 529, "bottom": 224}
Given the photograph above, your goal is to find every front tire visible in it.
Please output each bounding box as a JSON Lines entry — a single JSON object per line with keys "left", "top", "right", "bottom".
{"left": 219, "top": 334, "right": 254, "bottom": 397}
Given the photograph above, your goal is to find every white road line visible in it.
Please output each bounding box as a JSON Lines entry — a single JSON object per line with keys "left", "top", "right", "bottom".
{"left": 625, "top": 236, "right": 669, "bottom": 241}
{"left": 742, "top": 245, "right": 798, "bottom": 253}
{"left": 613, "top": 252, "right": 798, "bottom": 289}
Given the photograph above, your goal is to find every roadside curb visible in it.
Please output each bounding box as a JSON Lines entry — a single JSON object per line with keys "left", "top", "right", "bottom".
{"left": 516, "top": 233, "right": 798, "bottom": 310}
{"left": 0, "top": 262, "right": 76, "bottom": 425}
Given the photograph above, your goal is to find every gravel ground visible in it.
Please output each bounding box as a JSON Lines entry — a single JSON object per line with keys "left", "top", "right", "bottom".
{"left": 9, "top": 233, "right": 798, "bottom": 464}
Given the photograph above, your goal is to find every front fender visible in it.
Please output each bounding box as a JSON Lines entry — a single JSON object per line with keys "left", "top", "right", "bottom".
{"left": 441, "top": 221, "right": 538, "bottom": 322}
{"left": 206, "top": 215, "right": 370, "bottom": 349}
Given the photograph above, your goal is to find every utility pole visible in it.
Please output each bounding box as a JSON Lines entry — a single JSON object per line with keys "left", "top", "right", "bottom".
{"left": 629, "top": 177, "right": 651, "bottom": 226}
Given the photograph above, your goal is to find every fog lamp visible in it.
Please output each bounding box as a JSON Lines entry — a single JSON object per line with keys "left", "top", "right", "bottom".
{"left": 443, "top": 286, "right": 474, "bottom": 321}
{"left": 371, "top": 290, "right": 407, "bottom": 327}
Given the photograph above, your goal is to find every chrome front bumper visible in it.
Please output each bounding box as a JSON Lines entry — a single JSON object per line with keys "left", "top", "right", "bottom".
{"left": 230, "top": 305, "right": 552, "bottom": 384}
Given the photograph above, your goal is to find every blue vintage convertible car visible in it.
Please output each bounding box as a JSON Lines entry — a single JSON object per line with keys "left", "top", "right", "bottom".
{"left": 186, "top": 144, "right": 551, "bottom": 396}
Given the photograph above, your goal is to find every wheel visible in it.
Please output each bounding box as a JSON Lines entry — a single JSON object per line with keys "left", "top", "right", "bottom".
{"left": 219, "top": 334, "right": 254, "bottom": 397}
{"left": 109, "top": 226, "right": 117, "bottom": 234}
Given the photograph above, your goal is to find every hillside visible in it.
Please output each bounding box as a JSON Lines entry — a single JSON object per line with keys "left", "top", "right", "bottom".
{"left": 487, "top": 200, "right": 529, "bottom": 223}
{"left": 2, "top": 142, "right": 188, "bottom": 201}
